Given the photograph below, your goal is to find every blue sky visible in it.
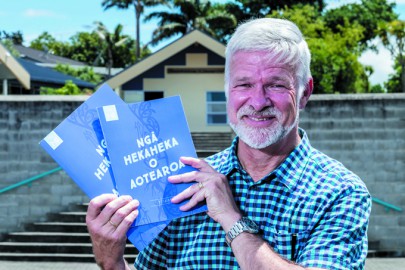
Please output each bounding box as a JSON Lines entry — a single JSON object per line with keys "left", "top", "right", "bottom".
{"left": 1, "top": 0, "right": 404, "bottom": 85}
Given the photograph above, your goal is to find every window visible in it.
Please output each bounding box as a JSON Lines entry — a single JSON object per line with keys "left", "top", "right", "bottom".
{"left": 123, "top": 91, "right": 164, "bottom": 103}
{"left": 144, "top": 91, "right": 164, "bottom": 101}
{"left": 207, "top": 91, "right": 227, "bottom": 125}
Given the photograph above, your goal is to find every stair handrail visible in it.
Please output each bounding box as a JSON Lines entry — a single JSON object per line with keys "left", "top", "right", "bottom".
{"left": 372, "top": 197, "right": 402, "bottom": 212}
{"left": 0, "top": 167, "right": 62, "bottom": 195}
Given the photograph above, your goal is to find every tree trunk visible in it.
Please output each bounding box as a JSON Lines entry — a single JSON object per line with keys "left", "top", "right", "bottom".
{"left": 401, "top": 63, "right": 405, "bottom": 93}
{"left": 133, "top": 0, "right": 141, "bottom": 60}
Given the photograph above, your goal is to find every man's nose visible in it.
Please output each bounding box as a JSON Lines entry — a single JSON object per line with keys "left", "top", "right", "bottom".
{"left": 249, "top": 87, "right": 272, "bottom": 111}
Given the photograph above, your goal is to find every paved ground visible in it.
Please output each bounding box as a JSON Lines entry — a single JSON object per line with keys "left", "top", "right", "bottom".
{"left": 0, "top": 258, "right": 404, "bottom": 270}
{"left": 0, "top": 261, "right": 135, "bottom": 270}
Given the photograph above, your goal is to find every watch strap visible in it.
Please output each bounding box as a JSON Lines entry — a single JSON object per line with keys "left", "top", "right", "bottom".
{"left": 225, "top": 217, "right": 259, "bottom": 246}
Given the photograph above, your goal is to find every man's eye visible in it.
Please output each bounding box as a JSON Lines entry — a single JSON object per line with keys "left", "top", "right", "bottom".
{"left": 235, "top": 84, "right": 252, "bottom": 88}
{"left": 267, "top": 84, "right": 288, "bottom": 91}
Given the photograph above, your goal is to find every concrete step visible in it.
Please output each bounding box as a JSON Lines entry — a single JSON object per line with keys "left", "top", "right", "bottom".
{"left": 4, "top": 232, "right": 91, "bottom": 243}
{"left": 191, "top": 132, "right": 233, "bottom": 151}
{"left": 0, "top": 252, "right": 137, "bottom": 263}
{"left": 67, "top": 203, "right": 88, "bottom": 212}
{"left": 47, "top": 212, "right": 86, "bottom": 223}
{"left": 0, "top": 201, "right": 139, "bottom": 263}
{"left": 0, "top": 242, "right": 137, "bottom": 255}
{"left": 196, "top": 149, "right": 219, "bottom": 158}
{"left": 26, "top": 222, "right": 88, "bottom": 233}
{"left": 367, "top": 250, "right": 405, "bottom": 258}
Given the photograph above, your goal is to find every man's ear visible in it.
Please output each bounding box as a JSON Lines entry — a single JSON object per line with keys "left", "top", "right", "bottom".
{"left": 299, "top": 78, "right": 313, "bottom": 109}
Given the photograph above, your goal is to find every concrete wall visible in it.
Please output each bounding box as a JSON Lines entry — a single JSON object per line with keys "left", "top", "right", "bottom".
{"left": 300, "top": 94, "right": 405, "bottom": 251}
{"left": 0, "top": 95, "right": 89, "bottom": 236}
{"left": 1, "top": 93, "right": 405, "bottom": 251}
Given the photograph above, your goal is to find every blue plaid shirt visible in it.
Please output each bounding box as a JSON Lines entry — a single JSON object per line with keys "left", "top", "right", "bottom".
{"left": 135, "top": 129, "right": 371, "bottom": 270}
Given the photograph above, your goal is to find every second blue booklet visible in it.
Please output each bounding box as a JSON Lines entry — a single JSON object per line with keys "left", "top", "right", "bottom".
{"left": 98, "top": 96, "right": 207, "bottom": 226}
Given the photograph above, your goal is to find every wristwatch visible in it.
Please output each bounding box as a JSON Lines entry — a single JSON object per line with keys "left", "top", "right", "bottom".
{"left": 225, "top": 217, "right": 259, "bottom": 246}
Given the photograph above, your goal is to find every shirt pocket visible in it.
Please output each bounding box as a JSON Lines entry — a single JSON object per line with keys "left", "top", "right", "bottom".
{"left": 261, "top": 225, "right": 309, "bottom": 262}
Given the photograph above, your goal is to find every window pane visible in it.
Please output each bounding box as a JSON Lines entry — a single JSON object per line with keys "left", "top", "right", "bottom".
{"left": 207, "top": 92, "right": 226, "bottom": 101}
{"left": 208, "top": 114, "right": 227, "bottom": 124}
{"left": 207, "top": 103, "right": 226, "bottom": 113}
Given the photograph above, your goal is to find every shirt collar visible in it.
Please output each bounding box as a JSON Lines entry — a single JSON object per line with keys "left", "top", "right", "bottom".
{"left": 273, "top": 128, "right": 311, "bottom": 190}
{"left": 217, "top": 128, "right": 312, "bottom": 190}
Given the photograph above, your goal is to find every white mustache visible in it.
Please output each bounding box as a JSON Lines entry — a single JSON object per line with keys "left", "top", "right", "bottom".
{"left": 236, "top": 106, "right": 281, "bottom": 119}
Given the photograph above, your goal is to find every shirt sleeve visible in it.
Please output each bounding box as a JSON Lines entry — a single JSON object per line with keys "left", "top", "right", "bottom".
{"left": 298, "top": 182, "right": 372, "bottom": 270}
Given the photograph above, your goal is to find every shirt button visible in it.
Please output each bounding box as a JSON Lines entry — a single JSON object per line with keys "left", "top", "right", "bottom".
{"left": 249, "top": 185, "right": 258, "bottom": 190}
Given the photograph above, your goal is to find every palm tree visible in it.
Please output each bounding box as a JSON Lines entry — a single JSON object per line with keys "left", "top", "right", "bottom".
{"left": 378, "top": 20, "right": 405, "bottom": 93}
{"left": 102, "top": 0, "right": 169, "bottom": 60}
{"left": 93, "top": 22, "right": 130, "bottom": 78}
{"left": 144, "top": 0, "right": 236, "bottom": 46}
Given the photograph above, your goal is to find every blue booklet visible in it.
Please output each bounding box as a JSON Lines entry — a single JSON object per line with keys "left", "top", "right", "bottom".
{"left": 97, "top": 96, "right": 207, "bottom": 227}
{"left": 39, "top": 84, "right": 170, "bottom": 251}
{"left": 39, "top": 84, "right": 122, "bottom": 198}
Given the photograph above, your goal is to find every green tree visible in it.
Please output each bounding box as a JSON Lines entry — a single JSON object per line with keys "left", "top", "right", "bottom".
{"left": 102, "top": 0, "right": 169, "bottom": 60}
{"left": 378, "top": 20, "right": 405, "bottom": 92}
{"left": 93, "top": 22, "right": 137, "bottom": 77}
{"left": 30, "top": 32, "right": 71, "bottom": 56}
{"left": 0, "top": 30, "right": 24, "bottom": 45}
{"left": 40, "top": 80, "right": 92, "bottom": 95}
{"left": 28, "top": 29, "right": 150, "bottom": 69}
{"left": 144, "top": 0, "right": 236, "bottom": 46}
{"left": 68, "top": 32, "right": 102, "bottom": 64}
{"left": 384, "top": 58, "right": 403, "bottom": 93}
{"left": 269, "top": 4, "right": 368, "bottom": 94}
{"left": 323, "top": 0, "right": 397, "bottom": 51}
{"left": 0, "top": 39, "right": 20, "bottom": 57}
{"left": 54, "top": 64, "right": 103, "bottom": 85}
{"left": 224, "top": 0, "right": 325, "bottom": 38}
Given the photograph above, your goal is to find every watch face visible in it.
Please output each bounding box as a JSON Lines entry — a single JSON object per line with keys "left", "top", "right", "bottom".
{"left": 225, "top": 217, "right": 259, "bottom": 246}
{"left": 242, "top": 217, "right": 259, "bottom": 233}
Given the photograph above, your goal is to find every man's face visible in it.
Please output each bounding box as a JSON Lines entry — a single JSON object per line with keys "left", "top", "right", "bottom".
{"left": 227, "top": 51, "right": 300, "bottom": 149}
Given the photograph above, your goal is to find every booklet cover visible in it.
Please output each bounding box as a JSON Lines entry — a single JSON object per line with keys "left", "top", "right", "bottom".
{"left": 39, "top": 84, "right": 169, "bottom": 251}
{"left": 98, "top": 96, "right": 207, "bottom": 227}
{"left": 39, "top": 84, "right": 122, "bottom": 198}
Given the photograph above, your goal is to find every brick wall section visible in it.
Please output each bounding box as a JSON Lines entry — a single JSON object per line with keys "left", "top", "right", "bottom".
{"left": 300, "top": 94, "right": 405, "bottom": 251}
{"left": 0, "top": 95, "right": 89, "bottom": 237}
{"left": 1, "top": 93, "right": 405, "bottom": 250}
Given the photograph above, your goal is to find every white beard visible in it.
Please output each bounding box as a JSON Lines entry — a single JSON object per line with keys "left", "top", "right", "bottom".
{"left": 229, "top": 106, "right": 299, "bottom": 149}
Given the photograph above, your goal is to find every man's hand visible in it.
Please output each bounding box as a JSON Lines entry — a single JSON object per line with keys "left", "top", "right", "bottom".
{"left": 86, "top": 194, "right": 139, "bottom": 270}
{"left": 168, "top": 157, "right": 242, "bottom": 230}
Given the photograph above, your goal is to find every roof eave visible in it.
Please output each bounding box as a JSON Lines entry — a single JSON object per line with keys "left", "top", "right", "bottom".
{"left": 103, "top": 30, "right": 225, "bottom": 90}
{"left": 0, "top": 44, "right": 30, "bottom": 89}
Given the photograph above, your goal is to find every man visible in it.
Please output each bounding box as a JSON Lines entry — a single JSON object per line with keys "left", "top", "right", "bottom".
{"left": 86, "top": 18, "right": 371, "bottom": 270}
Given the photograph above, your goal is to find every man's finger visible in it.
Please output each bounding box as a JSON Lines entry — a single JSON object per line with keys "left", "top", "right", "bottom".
{"left": 179, "top": 189, "right": 206, "bottom": 211}
{"left": 168, "top": 170, "right": 198, "bottom": 184}
{"left": 97, "top": 195, "right": 134, "bottom": 223}
{"left": 86, "top": 193, "right": 118, "bottom": 221}
{"left": 108, "top": 199, "right": 140, "bottom": 228}
{"left": 171, "top": 182, "right": 199, "bottom": 203}
{"left": 180, "top": 156, "right": 215, "bottom": 173}
{"left": 115, "top": 209, "right": 139, "bottom": 235}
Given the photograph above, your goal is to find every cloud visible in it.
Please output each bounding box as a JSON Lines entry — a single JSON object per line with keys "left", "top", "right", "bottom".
{"left": 359, "top": 44, "right": 394, "bottom": 85}
{"left": 23, "top": 9, "right": 58, "bottom": 18}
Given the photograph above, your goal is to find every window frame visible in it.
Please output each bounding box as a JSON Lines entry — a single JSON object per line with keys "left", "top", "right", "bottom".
{"left": 206, "top": 91, "right": 227, "bottom": 125}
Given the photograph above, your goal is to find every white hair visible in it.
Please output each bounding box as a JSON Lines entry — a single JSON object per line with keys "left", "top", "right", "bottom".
{"left": 224, "top": 18, "right": 312, "bottom": 99}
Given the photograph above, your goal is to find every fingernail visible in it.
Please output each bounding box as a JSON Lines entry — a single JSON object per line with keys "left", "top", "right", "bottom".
{"left": 132, "top": 199, "right": 140, "bottom": 207}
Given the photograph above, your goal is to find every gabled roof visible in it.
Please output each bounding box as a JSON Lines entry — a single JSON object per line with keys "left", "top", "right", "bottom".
{"left": 104, "top": 30, "right": 226, "bottom": 89}
{"left": 14, "top": 45, "right": 86, "bottom": 66}
{"left": 0, "top": 43, "right": 30, "bottom": 89}
{"left": 18, "top": 58, "right": 94, "bottom": 89}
